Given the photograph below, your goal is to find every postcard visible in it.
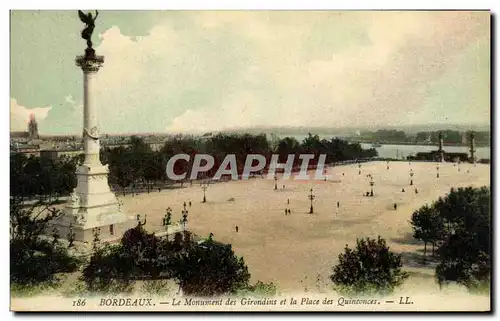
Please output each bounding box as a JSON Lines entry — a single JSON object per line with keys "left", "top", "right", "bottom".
{"left": 9, "top": 10, "right": 491, "bottom": 312}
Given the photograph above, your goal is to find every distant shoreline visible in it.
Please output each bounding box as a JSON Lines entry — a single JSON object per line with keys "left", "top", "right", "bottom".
{"left": 352, "top": 140, "right": 490, "bottom": 148}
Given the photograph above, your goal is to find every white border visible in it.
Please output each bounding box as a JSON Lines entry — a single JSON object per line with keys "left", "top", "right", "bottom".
{"left": 2, "top": 1, "right": 499, "bottom": 10}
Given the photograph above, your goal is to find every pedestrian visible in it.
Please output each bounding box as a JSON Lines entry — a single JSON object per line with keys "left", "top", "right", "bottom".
{"left": 287, "top": 209, "right": 291, "bottom": 215}
{"left": 394, "top": 203, "right": 397, "bottom": 210}
{"left": 285, "top": 208, "right": 288, "bottom": 215}
{"left": 189, "top": 201, "right": 192, "bottom": 207}
{"left": 287, "top": 199, "right": 290, "bottom": 205}
{"left": 402, "top": 188, "right": 405, "bottom": 192}
{"left": 415, "top": 188, "right": 418, "bottom": 194}
{"left": 235, "top": 226, "right": 239, "bottom": 233}
{"left": 158, "top": 187, "right": 161, "bottom": 192}
{"left": 337, "top": 201, "right": 340, "bottom": 208}
{"left": 283, "top": 184, "right": 285, "bottom": 190}
{"left": 342, "top": 173, "right": 345, "bottom": 176}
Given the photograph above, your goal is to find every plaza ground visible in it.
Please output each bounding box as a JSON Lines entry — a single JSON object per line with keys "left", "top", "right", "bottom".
{"left": 119, "top": 161, "right": 490, "bottom": 295}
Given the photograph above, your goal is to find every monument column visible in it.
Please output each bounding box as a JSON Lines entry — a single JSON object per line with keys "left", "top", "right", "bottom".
{"left": 51, "top": 11, "right": 134, "bottom": 244}
{"left": 469, "top": 132, "right": 476, "bottom": 164}
{"left": 77, "top": 50, "right": 104, "bottom": 166}
{"left": 438, "top": 132, "right": 445, "bottom": 162}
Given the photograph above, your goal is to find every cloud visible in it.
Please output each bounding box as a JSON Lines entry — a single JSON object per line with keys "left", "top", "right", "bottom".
{"left": 10, "top": 98, "right": 52, "bottom": 131}
{"left": 64, "top": 95, "right": 75, "bottom": 104}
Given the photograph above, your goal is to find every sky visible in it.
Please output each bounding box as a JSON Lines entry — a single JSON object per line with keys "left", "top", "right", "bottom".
{"left": 10, "top": 10, "right": 490, "bottom": 135}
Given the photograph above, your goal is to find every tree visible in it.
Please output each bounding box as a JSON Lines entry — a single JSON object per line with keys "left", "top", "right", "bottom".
{"left": 410, "top": 205, "right": 444, "bottom": 256}
{"left": 170, "top": 239, "right": 251, "bottom": 296}
{"left": 239, "top": 281, "right": 277, "bottom": 297}
{"left": 81, "top": 243, "right": 135, "bottom": 294}
{"left": 433, "top": 186, "right": 490, "bottom": 293}
{"left": 10, "top": 154, "right": 77, "bottom": 200}
{"left": 54, "top": 155, "right": 78, "bottom": 196}
{"left": 330, "top": 236, "right": 408, "bottom": 296}
{"left": 10, "top": 196, "right": 80, "bottom": 287}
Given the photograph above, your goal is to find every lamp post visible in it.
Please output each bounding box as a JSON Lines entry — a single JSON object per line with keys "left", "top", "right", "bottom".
{"left": 274, "top": 174, "right": 278, "bottom": 190}
{"left": 136, "top": 213, "right": 147, "bottom": 227}
{"left": 181, "top": 202, "right": 189, "bottom": 234}
{"left": 201, "top": 183, "right": 208, "bottom": 203}
{"left": 308, "top": 188, "right": 315, "bottom": 214}
{"left": 163, "top": 207, "right": 172, "bottom": 240}
{"left": 410, "top": 170, "right": 414, "bottom": 186}
{"left": 92, "top": 227, "right": 101, "bottom": 250}
{"left": 436, "top": 165, "right": 440, "bottom": 178}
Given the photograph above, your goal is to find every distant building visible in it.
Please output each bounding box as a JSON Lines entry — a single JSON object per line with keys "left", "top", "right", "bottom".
{"left": 40, "top": 148, "right": 84, "bottom": 161}
{"left": 28, "top": 114, "right": 39, "bottom": 140}
{"left": 10, "top": 131, "right": 30, "bottom": 139}
{"left": 11, "top": 143, "right": 40, "bottom": 157}
{"left": 10, "top": 113, "right": 39, "bottom": 142}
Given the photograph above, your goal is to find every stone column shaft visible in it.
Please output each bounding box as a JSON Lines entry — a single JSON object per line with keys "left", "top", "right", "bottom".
{"left": 76, "top": 52, "right": 104, "bottom": 166}
{"left": 83, "top": 70, "right": 100, "bottom": 165}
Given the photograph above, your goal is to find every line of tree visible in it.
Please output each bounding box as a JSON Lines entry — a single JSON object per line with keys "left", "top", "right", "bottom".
{"left": 82, "top": 223, "right": 274, "bottom": 296}
{"left": 358, "top": 129, "right": 490, "bottom": 146}
{"left": 101, "top": 133, "right": 377, "bottom": 194}
{"left": 415, "top": 130, "right": 490, "bottom": 146}
{"left": 410, "top": 186, "right": 490, "bottom": 293}
{"left": 10, "top": 153, "right": 82, "bottom": 200}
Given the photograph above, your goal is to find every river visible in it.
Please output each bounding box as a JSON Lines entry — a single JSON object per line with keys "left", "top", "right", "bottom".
{"left": 271, "top": 134, "right": 490, "bottom": 160}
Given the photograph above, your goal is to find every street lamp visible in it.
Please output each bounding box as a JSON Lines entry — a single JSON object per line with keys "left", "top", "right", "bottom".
{"left": 308, "top": 188, "right": 315, "bottom": 214}
{"left": 201, "top": 183, "right": 208, "bottom": 203}
{"left": 181, "top": 202, "right": 189, "bottom": 233}
{"left": 436, "top": 165, "right": 440, "bottom": 178}
{"left": 163, "top": 207, "right": 172, "bottom": 241}
{"left": 92, "top": 227, "right": 101, "bottom": 250}
{"left": 136, "top": 214, "right": 147, "bottom": 227}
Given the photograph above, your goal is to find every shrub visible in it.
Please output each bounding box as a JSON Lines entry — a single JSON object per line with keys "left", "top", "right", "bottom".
{"left": 330, "top": 236, "right": 408, "bottom": 296}
{"left": 171, "top": 239, "right": 251, "bottom": 296}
